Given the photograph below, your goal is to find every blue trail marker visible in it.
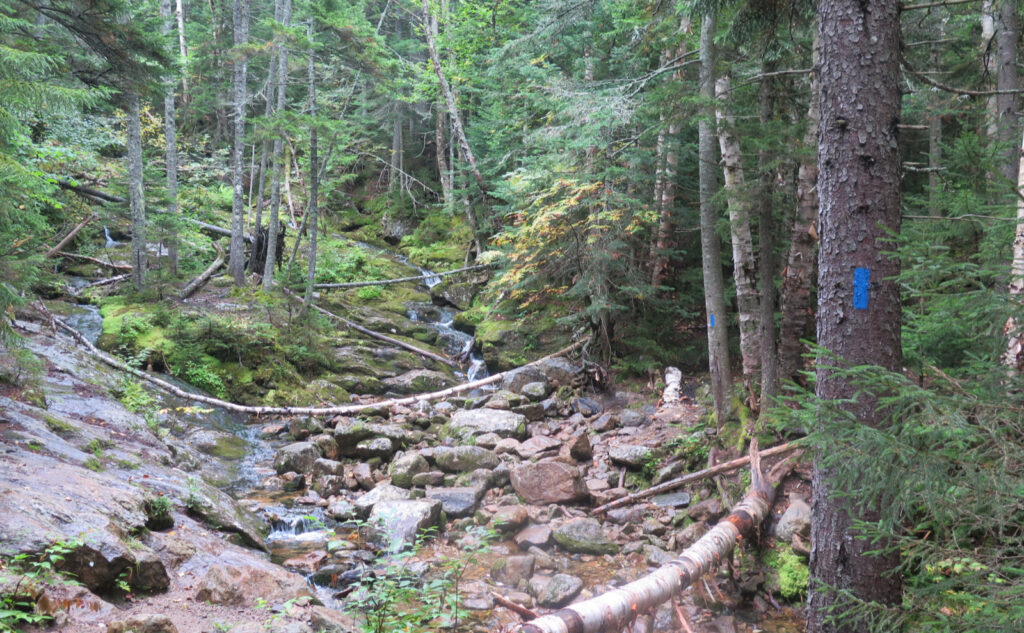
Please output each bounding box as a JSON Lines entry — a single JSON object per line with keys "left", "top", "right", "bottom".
{"left": 853, "top": 267, "right": 870, "bottom": 310}
{"left": 709, "top": 314, "right": 716, "bottom": 327}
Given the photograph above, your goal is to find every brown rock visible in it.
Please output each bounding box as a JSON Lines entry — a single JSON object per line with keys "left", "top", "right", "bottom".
{"left": 514, "top": 524, "right": 552, "bottom": 549}
{"left": 491, "top": 505, "right": 530, "bottom": 533}
{"left": 283, "top": 550, "right": 328, "bottom": 574}
{"left": 194, "top": 563, "right": 311, "bottom": 607}
{"left": 567, "top": 433, "right": 593, "bottom": 462}
{"left": 688, "top": 497, "right": 726, "bottom": 523}
{"left": 491, "top": 555, "right": 535, "bottom": 587}
{"left": 510, "top": 461, "right": 587, "bottom": 505}
{"left": 107, "top": 614, "right": 178, "bottom": 633}
{"left": 515, "top": 435, "right": 561, "bottom": 459}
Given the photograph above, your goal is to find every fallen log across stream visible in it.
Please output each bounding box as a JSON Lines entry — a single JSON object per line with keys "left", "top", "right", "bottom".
{"left": 513, "top": 441, "right": 796, "bottom": 633}
{"left": 311, "top": 263, "right": 492, "bottom": 290}
{"left": 39, "top": 302, "right": 587, "bottom": 416}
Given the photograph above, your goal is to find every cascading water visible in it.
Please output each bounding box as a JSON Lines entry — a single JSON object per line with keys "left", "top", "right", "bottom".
{"left": 103, "top": 226, "right": 121, "bottom": 249}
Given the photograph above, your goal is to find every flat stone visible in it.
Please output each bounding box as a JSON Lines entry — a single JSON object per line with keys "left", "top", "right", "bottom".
{"left": 425, "top": 486, "right": 484, "bottom": 518}
{"left": 353, "top": 484, "right": 413, "bottom": 517}
{"left": 107, "top": 614, "right": 178, "bottom": 633}
{"left": 410, "top": 470, "right": 445, "bottom": 487}
{"left": 535, "top": 573, "right": 583, "bottom": 608}
{"left": 368, "top": 499, "right": 442, "bottom": 552}
{"left": 500, "top": 366, "right": 548, "bottom": 394}
{"left": 434, "top": 445, "right": 500, "bottom": 472}
{"left": 619, "top": 410, "right": 648, "bottom": 427}
{"left": 353, "top": 437, "right": 394, "bottom": 460}
{"left": 652, "top": 491, "right": 691, "bottom": 508}
{"left": 449, "top": 409, "right": 527, "bottom": 441}
{"left": 552, "top": 518, "right": 618, "bottom": 555}
{"left": 283, "top": 550, "right": 328, "bottom": 574}
{"left": 515, "top": 435, "right": 561, "bottom": 459}
{"left": 514, "top": 524, "right": 552, "bottom": 549}
{"left": 474, "top": 432, "right": 502, "bottom": 449}
{"left": 510, "top": 461, "right": 587, "bottom": 505}
{"left": 494, "top": 437, "right": 521, "bottom": 454}
{"left": 607, "top": 444, "right": 653, "bottom": 468}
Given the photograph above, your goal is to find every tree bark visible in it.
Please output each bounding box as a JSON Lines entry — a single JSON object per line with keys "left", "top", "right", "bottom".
{"left": 758, "top": 69, "right": 780, "bottom": 408}
{"left": 422, "top": 0, "right": 488, "bottom": 198}
{"left": 808, "top": 0, "right": 903, "bottom": 629}
{"left": 778, "top": 36, "right": 820, "bottom": 382}
{"left": 125, "top": 90, "right": 147, "bottom": 291}
{"left": 229, "top": 0, "right": 249, "bottom": 285}
{"left": 715, "top": 75, "right": 761, "bottom": 390}
{"left": 262, "top": 0, "right": 291, "bottom": 290}
{"left": 1001, "top": 127, "right": 1024, "bottom": 370}
{"left": 981, "top": 0, "right": 998, "bottom": 140}
{"left": 698, "top": 12, "right": 732, "bottom": 426}
{"left": 995, "top": 0, "right": 1019, "bottom": 184}
{"left": 303, "top": 16, "right": 318, "bottom": 311}
{"left": 175, "top": 0, "right": 188, "bottom": 96}
{"left": 161, "top": 0, "right": 180, "bottom": 275}
{"left": 519, "top": 441, "right": 778, "bottom": 633}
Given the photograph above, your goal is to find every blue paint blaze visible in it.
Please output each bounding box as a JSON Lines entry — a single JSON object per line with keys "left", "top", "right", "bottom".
{"left": 853, "top": 268, "right": 870, "bottom": 310}
{"left": 709, "top": 314, "right": 716, "bottom": 328}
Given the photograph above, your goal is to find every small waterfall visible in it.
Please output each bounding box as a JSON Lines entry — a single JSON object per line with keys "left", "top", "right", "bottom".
{"left": 103, "top": 227, "right": 120, "bottom": 249}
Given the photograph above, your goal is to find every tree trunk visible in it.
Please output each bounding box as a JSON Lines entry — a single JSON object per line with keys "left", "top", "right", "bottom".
{"left": 715, "top": 75, "right": 761, "bottom": 389}
{"left": 262, "top": 0, "right": 291, "bottom": 291}
{"left": 229, "top": 0, "right": 249, "bottom": 285}
{"left": 808, "top": 0, "right": 903, "bottom": 629}
{"left": 778, "top": 35, "right": 820, "bottom": 382}
{"left": 981, "top": 1, "right": 998, "bottom": 141}
{"left": 698, "top": 12, "right": 732, "bottom": 426}
{"left": 1001, "top": 127, "right": 1024, "bottom": 371}
{"left": 175, "top": 0, "right": 188, "bottom": 97}
{"left": 160, "top": 0, "right": 180, "bottom": 275}
{"left": 303, "top": 16, "right": 318, "bottom": 311}
{"left": 126, "top": 90, "right": 147, "bottom": 291}
{"left": 758, "top": 70, "right": 780, "bottom": 408}
{"left": 995, "top": 0, "right": 1019, "bottom": 184}
{"left": 389, "top": 107, "right": 404, "bottom": 195}
{"left": 248, "top": 0, "right": 281, "bottom": 275}
{"left": 422, "top": 0, "right": 488, "bottom": 198}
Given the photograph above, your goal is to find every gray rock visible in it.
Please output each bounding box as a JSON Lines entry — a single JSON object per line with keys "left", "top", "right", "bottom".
{"left": 311, "top": 458, "right": 346, "bottom": 477}
{"left": 313, "top": 474, "right": 347, "bottom": 498}
{"left": 107, "top": 614, "right": 178, "bottom": 633}
{"left": 426, "top": 486, "right": 484, "bottom": 518}
{"left": 491, "top": 555, "right": 535, "bottom": 587}
{"left": 491, "top": 505, "right": 530, "bottom": 534}
{"left": 642, "top": 544, "right": 674, "bottom": 566}
{"left": 195, "top": 563, "right": 310, "bottom": 607}
{"left": 474, "top": 432, "right": 502, "bottom": 449}
{"left": 514, "top": 435, "right": 561, "bottom": 459}
{"left": 677, "top": 522, "right": 709, "bottom": 548}
{"left": 520, "top": 382, "right": 549, "bottom": 401}
{"left": 410, "top": 471, "right": 445, "bottom": 487}
{"left": 353, "top": 484, "right": 413, "bottom": 517}
{"left": 552, "top": 518, "right": 618, "bottom": 555}
{"left": 389, "top": 452, "right": 430, "bottom": 488}
{"left": 274, "top": 442, "right": 321, "bottom": 475}
{"left": 591, "top": 413, "right": 618, "bottom": 432}
{"left": 449, "top": 409, "right": 527, "bottom": 441}
{"left": 535, "top": 573, "right": 584, "bottom": 608}
{"left": 567, "top": 434, "right": 593, "bottom": 461}
{"left": 326, "top": 499, "right": 357, "bottom": 522}
{"left": 289, "top": 417, "right": 325, "bottom": 440}
{"left": 494, "top": 437, "right": 521, "bottom": 455}
{"left": 353, "top": 437, "right": 394, "bottom": 460}
{"left": 511, "top": 461, "right": 588, "bottom": 505}
{"left": 515, "top": 524, "right": 553, "bottom": 549}
{"left": 608, "top": 444, "right": 653, "bottom": 468}
{"left": 774, "top": 494, "right": 811, "bottom": 542}
{"left": 332, "top": 420, "right": 376, "bottom": 450}
{"left": 572, "top": 397, "right": 602, "bottom": 416}
{"left": 688, "top": 497, "right": 726, "bottom": 523}
{"left": 434, "top": 445, "right": 500, "bottom": 472}
{"left": 383, "top": 369, "right": 458, "bottom": 394}
{"left": 513, "top": 402, "right": 546, "bottom": 421}
{"left": 619, "top": 410, "right": 647, "bottom": 427}
{"left": 308, "top": 606, "right": 362, "bottom": 633}
{"left": 652, "top": 491, "right": 691, "bottom": 508}
{"left": 535, "top": 357, "right": 580, "bottom": 387}
{"left": 368, "top": 499, "right": 442, "bottom": 551}
{"left": 500, "top": 366, "right": 548, "bottom": 394}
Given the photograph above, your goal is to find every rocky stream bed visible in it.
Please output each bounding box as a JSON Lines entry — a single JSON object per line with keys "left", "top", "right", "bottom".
{"left": 1, "top": 278, "right": 809, "bottom": 633}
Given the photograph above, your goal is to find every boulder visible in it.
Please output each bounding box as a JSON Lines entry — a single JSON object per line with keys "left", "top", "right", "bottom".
{"left": 500, "top": 366, "right": 548, "bottom": 394}
{"left": 567, "top": 434, "right": 593, "bottom": 462}
{"left": 608, "top": 444, "right": 653, "bottom": 469}
{"left": 511, "top": 462, "right": 588, "bottom": 505}
{"left": 383, "top": 369, "right": 458, "bottom": 394}
{"left": 311, "top": 458, "right": 346, "bottom": 478}
{"left": 688, "top": 497, "right": 726, "bottom": 523}
{"left": 520, "top": 382, "right": 550, "bottom": 401}
{"left": 514, "top": 435, "right": 561, "bottom": 459}
{"left": 619, "top": 410, "right": 648, "bottom": 427}
{"left": 434, "top": 445, "right": 500, "bottom": 472}
{"left": 514, "top": 524, "right": 552, "bottom": 549}
{"left": 490, "top": 505, "right": 530, "bottom": 534}
{"left": 107, "top": 614, "right": 178, "bottom": 633}
{"left": 449, "top": 409, "right": 527, "bottom": 441}
{"left": 288, "top": 417, "right": 324, "bottom": 441}
{"left": 774, "top": 494, "right": 812, "bottom": 542}
{"left": 353, "top": 437, "right": 394, "bottom": 460}
{"left": 491, "top": 555, "right": 535, "bottom": 587}
{"left": 425, "top": 486, "right": 484, "bottom": 518}
{"left": 332, "top": 420, "right": 376, "bottom": 451}
{"left": 552, "top": 518, "right": 618, "bottom": 555}
{"left": 535, "top": 357, "right": 580, "bottom": 387}
{"left": 571, "top": 397, "right": 602, "bottom": 417}
{"left": 534, "top": 573, "right": 584, "bottom": 608}
{"left": 368, "top": 499, "right": 442, "bottom": 551}
{"left": 194, "top": 563, "right": 311, "bottom": 607}
{"left": 389, "top": 452, "right": 430, "bottom": 488}
{"left": 410, "top": 471, "right": 445, "bottom": 487}
{"left": 353, "top": 484, "right": 414, "bottom": 517}
{"left": 274, "top": 442, "right": 321, "bottom": 475}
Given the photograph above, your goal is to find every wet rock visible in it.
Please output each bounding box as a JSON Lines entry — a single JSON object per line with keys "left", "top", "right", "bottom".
{"left": 534, "top": 573, "right": 584, "bottom": 608}
{"left": 491, "top": 505, "right": 530, "bottom": 534}
{"left": 289, "top": 417, "right": 325, "bottom": 441}
{"left": 261, "top": 423, "right": 287, "bottom": 438}
{"left": 313, "top": 475, "right": 347, "bottom": 498}
{"left": 572, "top": 397, "right": 602, "bottom": 417}
{"left": 131, "top": 547, "right": 171, "bottom": 591}
{"left": 676, "top": 521, "right": 709, "bottom": 548}
{"left": 368, "top": 499, "right": 442, "bottom": 551}
{"left": 107, "top": 614, "right": 178, "bottom": 633}
{"left": 652, "top": 491, "right": 691, "bottom": 508}
{"left": 608, "top": 444, "right": 653, "bottom": 469}
{"left": 501, "top": 366, "right": 548, "bottom": 394}
{"left": 308, "top": 605, "right": 361, "bottom": 633}
{"left": 520, "top": 382, "right": 549, "bottom": 401}
{"left": 312, "top": 458, "right": 346, "bottom": 477}
{"left": 619, "top": 410, "right": 647, "bottom": 427}
{"left": 188, "top": 429, "right": 248, "bottom": 460}
{"left": 688, "top": 497, "right": 726, "bottom": 523}
{"left": 514, "top": 435, "right": 561, "bottom": 459}
{"left": 774, "top": 494, "right": 811, "bottom": 542}
{"left": 426, "top": 486, "right": 484, "bottom": 518}
{"left": 591, "top": 486, "right": 629, "bottom": 507}
{"left": 332, "top": 420, "right": 376, "bottom": 450}
{"left": 592, "top": 413, "right": 618, "bottom": 432}
{"left": 528, "top": 546, "right": 556, "bottom": 570}
{"left": 605, "top": 507, "right": 644, "bottom": 525}
{"left": 492, "top": 462, "right": 511, "bottom": 487}
{"left": 350, "top": 462, "right": 375, "bottom": 490}
{"left": 462, "top": 595, "right": 494, "bottom": 611}
{"left": 312, "top": 434, "right": 339, "bottom": 460}
{"left": 552, "top": 518, "right": 618, "bottom": 555}
{"left": 354, "top": 484, "right": 414, "bottom": 517}
{"left": 274, "top": 442, "right": 321, "bottom": 475}
{"left": 513, "top": 402, "right": 546, "bottom": 421}
{"left": 511, "top": 461, "right": 588, "bottom": 505}
{"left": 410, "top": 471, "right": 445, "bottom": 487}
{"left": 449, "top": 409, "right": 527, "bottom": 441}
{"left": 383, "top": 369, "right": 458, "bottom": 394}
{"left": 643, "top": 544, "right": 674, "bottom": 566}
{"left": 491, "top": 555, "right": 535, "bottom": 587}
{"left": 567, "top": 434, "right": 593, "bottom": 461}
{"left": 194, "top": 563, "right": 311, "bottom": 607}
{"left": 353, "top": 437, "right": 394, "bottom": 460}
{"left": 389, "top": 452, "right": 429, "bottom": 488}
{"left": 310, "top": 563, "right": 362, "bottom": 588}
{"left": 514, "top": 524, "right": 552, "bottom": 549}
{"left": 434, "top": 445, "right": 500, "bottom": 472}
{"left": 469, "top": 468, "right": 496, "bottom": 489}
{"left": 283, "top": 550, "right": 328, "bottom": 574}
{"left": 326, "top": 499, "right": 357, "bottom": 522}
{"left": 535, "top": 357, "right": 580, "bottom": 387}
{"left": 485, "top": 389, "right": 525, "bottom": 410}
{"left": 185, "top": 477, "right": 270, "bottom": 551}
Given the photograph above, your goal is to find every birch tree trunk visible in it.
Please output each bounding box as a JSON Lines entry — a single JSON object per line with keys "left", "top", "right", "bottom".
{"left": 303, "top": 16, "right": 318, "bottom": 311}
{"left": 715, "top": 75, "right": 761, "bottom": 388}
{"left": 126, "top": 90, "right": 147, "bottom": 291}
{"left": 1001, "top": 129, "right": 1024, "bottom": 371}
{"left": 263, "top": 0, "right": 291, "bottom": 291}
{"left": 981, "top": 1, "right": 998, "bottom": 140}
{"left": 698, "top": 12, "right": 732, "bottom": 426}
{"left": 229, "top": 0, "right": 249, "bottom": 285}
{"left": 778, "top": 36, "right": 820, "bottom": 382}
{"left": 995, "top": 0, "right": 1019, "bottom": 184}
{"left": 757, "top": 70, "right": 779, "bottom": 406}
{"left": 809, "top": 0, "right": 903, "bottom": 628}
{"left": 518, "top": 441, "right": 776, "bottom": 633}
{"left": 175, "top": 0, "right": 188, "bottom": 97}
{"left": 160, "top": 0, "right": 180, "bottom": 275}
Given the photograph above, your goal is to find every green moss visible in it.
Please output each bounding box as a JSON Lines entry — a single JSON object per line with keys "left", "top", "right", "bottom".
{"left": 206, "top": 436, "right": 249, "bottom": 460}
{"left": 764, "top": 548, "right": 810, "bottom": 600}
{"left": 43, "top": 413, "right": 75, "bottom": 436}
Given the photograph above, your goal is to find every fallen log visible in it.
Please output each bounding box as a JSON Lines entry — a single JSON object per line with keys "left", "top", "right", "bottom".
{"left": 67, "top": 274, "right": 130, "bottom": 296}
{"left": 57, "top": 179, "right": 127, "bottom": 204}
{"left": 517, "top": 440, "right": 786, "bottom": 633}
{"left": 42, "top": 302, "right": 587, "bottom": 416}
{"left": 182, "top": 216, "right": 253, "bottom": 244}
{"left": 592, "top": 441, "right": 801, "bottom": 515}
{"left": 312, "top": 264, "right": 492, "bottom": 290}
{"left": 281, "top": 288, "right": 459, "bottom": 369}
{"left": 55, "top": 251, "right": 132, "bottom": 272}
{"left": 46, "top": 214, "right": 97, "bottom": 257}
{"left": 179, "top": 242, "right": 225, "bottom": 299}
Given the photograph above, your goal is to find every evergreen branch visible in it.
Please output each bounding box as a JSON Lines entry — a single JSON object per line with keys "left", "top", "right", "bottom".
{"left": 901, "top": 51, "right": 1024, "bottom": 95}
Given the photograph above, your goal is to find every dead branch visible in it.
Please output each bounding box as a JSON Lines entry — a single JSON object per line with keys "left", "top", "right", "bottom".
{"left": 492, "top": 592, "right": 538, "bottom": 621}
{"left": 46, "top": 214, "right": 97, "bottom": 257}
{"left": 179, "top": 242, "right": 225, "bottom": 299}
{"left": 312, "top": 264, "right": 491, "bottom": 290}
{"left": 592, "top": 441, "right": 802, "bottom": 515}
{"left": 55, "top": 251, "right": 132, "bottom": 272}
{"left": 68, "top": 274, "right": 129, "bottom": 296}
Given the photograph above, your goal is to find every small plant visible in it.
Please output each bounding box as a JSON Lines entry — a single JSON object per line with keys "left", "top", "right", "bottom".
{"left": 355, "top": 286, "right": 384, "bottom": 301}
{"left": 84, "top": 456, "right": 104, "bottom": 471}
{"left": 763, "top": 547, "right": 810, "bottom": 600}
{"left": 183, "top": 477, "right": 205, "bottom": 514}
{"left": 42, "top": 414, "right": 75, "bottom": 436}
{"left": 183, "top": 360, "right": 227, "bottom": 398}
{"left": 118, "top": 378, "right": 155, "bottom": 413}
